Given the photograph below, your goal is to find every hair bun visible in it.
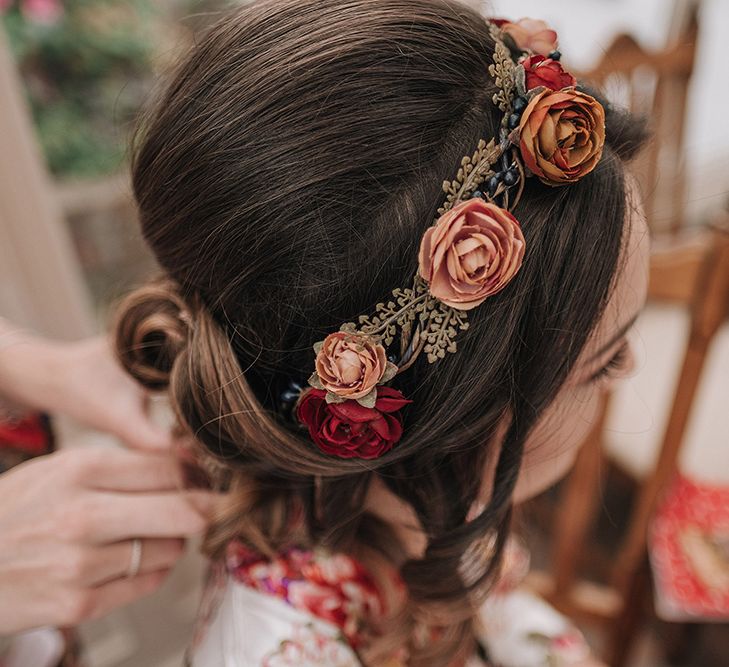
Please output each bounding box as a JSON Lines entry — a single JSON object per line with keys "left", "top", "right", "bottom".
{"left": 113, "top": 279, "right": 191, "bottom": 390}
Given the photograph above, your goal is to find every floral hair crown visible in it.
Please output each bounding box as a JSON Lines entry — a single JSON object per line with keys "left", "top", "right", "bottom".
{"left": 288, "top": 17, "right": 606, "bottom": 460}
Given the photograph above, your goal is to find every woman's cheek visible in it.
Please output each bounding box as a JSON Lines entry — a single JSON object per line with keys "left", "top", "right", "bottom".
{"left": 512, "top": 383, "right": 601, "bottom": 503}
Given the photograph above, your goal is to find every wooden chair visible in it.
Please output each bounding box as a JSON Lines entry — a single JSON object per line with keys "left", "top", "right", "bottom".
{"left": 528, "top": 215, "right": 729, "bottom": 666}
{"left": 573, "top": 0, "right": 699, "bottom": 235}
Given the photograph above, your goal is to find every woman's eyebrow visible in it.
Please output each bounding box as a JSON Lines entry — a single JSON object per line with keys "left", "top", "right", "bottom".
{"left": 588, "top": 311, "right": 641, "bottom": 362}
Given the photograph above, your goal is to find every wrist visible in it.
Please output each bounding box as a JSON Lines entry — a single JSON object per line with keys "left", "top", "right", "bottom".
{"left": 0, "top": 330, "right": 68, "bottom": 414}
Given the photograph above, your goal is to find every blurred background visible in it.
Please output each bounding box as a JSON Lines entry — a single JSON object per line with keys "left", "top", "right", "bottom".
{"left": 0, "top": 0, "right": 727, "bottom": 666}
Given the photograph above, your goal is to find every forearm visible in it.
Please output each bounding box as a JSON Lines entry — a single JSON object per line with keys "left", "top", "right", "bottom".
{"left": 0, "top": 317, "right": 64, "bottom": 413}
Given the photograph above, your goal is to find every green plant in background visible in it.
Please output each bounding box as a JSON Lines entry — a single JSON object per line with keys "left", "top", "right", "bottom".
{"left": 1, "top": 0, "right": 161, "bottom": 179}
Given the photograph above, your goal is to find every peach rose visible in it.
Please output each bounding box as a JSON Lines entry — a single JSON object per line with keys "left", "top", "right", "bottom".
{"left": 501, "top": 18, "right": 558, "bottom": 57}
{"left": 418, "top": 199, "right": 525, "bottom": 311}
{"left": 311, "top": 331, "right": 393, "bottom": 400}
{"left": 519, "top": 88, "right": 605, "bottom": 185}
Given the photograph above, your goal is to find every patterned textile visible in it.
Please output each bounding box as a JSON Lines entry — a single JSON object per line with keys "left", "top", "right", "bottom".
{"left": 649, "top": 473, "right": 729, "bottom": 620}
{"left": 188, "top": 536, "right": 593, "bottom": 667}
{"left": 225, "top": 542, "right": 386, "bottom": 649}
{"left": 261, "top": 624, "right": 363, "bottom": 667}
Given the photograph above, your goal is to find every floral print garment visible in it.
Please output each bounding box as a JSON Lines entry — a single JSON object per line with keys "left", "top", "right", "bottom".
{"left": 226, "top": 542, "right": 386, "bottom": 651}
{"left": 187, "top": 539, "right": 591, "bottom": 667}
{"left": 188, "top": 574, "right": 363, "bottom": 667}
{"left": 260, "top": 624, "right": 362, "bottom": 667}
{"left": 187, "top": 542, "right": 382, "bottom": 667}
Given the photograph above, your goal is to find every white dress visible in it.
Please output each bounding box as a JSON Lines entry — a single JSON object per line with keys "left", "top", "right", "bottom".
{"left": 186, "top": 540, "right": 592, "bottom": 667}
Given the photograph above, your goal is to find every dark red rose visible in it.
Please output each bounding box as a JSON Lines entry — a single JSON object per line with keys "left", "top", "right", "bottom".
{"left": 522, "top": 54, "right": 576, "bottom": 91}
{"left": 296, "top": 387, "right": 411, "bottom": 459}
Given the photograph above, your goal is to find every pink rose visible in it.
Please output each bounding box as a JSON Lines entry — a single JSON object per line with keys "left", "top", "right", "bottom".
{"left": 501, "top": 18, "right": 558, "bottom": 57}
{"left": 312, "top": 331, "right": 395, "bottom": 401}
{"left": 522, "top": 54, "right": 576, "bottom": 91}
{"left": 418, "top": 199, "right": 525, "bottom": 311}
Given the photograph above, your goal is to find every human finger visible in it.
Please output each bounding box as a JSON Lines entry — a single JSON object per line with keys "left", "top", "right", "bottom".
{"left": 67, "top": 447, "right": 185, "bottom": 492}
{"left": 81, "top": 490, "right": 217, "bottom": 543}
{"left": 82, "top": 538, "right": 186, "bottom": 586}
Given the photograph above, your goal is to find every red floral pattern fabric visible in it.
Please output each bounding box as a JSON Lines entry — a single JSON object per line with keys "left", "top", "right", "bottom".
{"left": 649, "top": 474, "right": 729, "bottom": 620}
{"left": 225, "top": 541, "right": 385, "bottom": 648}
{"left": 188, "top": 537, "right": 596, "bottom": 667}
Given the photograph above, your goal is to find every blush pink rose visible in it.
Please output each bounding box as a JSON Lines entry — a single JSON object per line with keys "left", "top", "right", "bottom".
{"left": 313, "top": 331, "right": 388, "bottom": 400}
{"left": 501, "top": 18, "right": 558, "bottom": 57}
{"left": 418, "top": 199, "right": 525, "bottom": 311}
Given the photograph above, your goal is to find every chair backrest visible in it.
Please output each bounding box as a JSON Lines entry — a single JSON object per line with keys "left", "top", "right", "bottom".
{"left": 577, "top": 1, "right": 699, "bottom": 234}
{"left": 612, "top": 217, "right": 729, "bottom": 591}
{"left": 529, "top": 215, "right": 729, "bottom": 664}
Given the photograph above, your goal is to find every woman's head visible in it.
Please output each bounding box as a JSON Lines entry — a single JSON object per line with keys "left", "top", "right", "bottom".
{"left": 115, "top": 0, "right": 648, "bottom": 662}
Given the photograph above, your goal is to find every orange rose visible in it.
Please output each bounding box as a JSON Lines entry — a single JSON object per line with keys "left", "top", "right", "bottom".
{"left": 418, "top": 199, "right": 525, "bottom": 311}
{"left": 311, "top": 331, "right": 395, "bottom": 401}
{"left": 519, "top": 88, "right": 605, "bottom": 185}
{"left": 501, "top": 18, "right": 558, "bottom": 57}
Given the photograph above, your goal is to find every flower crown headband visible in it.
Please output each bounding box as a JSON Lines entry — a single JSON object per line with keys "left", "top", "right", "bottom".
{"left": 286, "top": 17, "right": 606, "bottom": 460}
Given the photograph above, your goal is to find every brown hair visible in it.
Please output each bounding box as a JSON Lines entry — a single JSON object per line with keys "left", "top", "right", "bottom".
{"left": 114, "top": 0, "right": 646, "bottom": 663}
